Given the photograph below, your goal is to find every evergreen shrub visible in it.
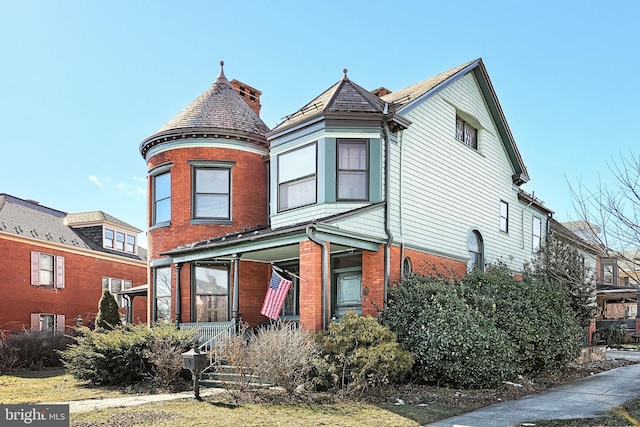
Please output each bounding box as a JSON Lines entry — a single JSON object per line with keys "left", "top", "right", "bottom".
{"left": 381, "top": 264, "right": 582, "bottom": 388}
{"left": 313, "top": 312, "right": 413, "bottom": 394}
{"left": 60, "top": 324, "right": 197, "bottom": 387}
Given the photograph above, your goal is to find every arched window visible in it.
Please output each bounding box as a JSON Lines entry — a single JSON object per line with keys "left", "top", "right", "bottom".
{"left": 403, "top": 257, "right": 412, "bottom": 279}
{"left": 467, "top": 230, "right": 484, "bottom": 271}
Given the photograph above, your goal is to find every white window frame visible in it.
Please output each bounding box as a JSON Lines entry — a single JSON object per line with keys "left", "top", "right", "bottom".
{"left": 102, "top": 277, "right": 132, "bottom": 307}
{"left": 467, "top": 230, "right": 484, "bottom": 271}
{"left": 31, "top": 313, "right": 65, "bottom": 334}
{"left": 456, "top": 115, "right": 478, "bottom": 150}
{"left": 31, "top": 251, "right": 65, "bottom": 288}
{"left": 104, "top": 228, "right": 137, "bottom": 254}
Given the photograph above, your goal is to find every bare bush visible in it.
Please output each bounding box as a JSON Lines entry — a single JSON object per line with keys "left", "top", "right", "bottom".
{"left": 248, "top": 321, "right": 320, "bottom": 395}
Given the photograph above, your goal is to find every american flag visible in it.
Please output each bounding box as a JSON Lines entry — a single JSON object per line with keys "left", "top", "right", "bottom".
{"left": 260, "top": 270, "right": 292, "bottom": 320}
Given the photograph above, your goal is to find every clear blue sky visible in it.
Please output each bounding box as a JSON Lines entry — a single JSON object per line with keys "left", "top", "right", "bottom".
{"left": 1, "top": 1, "right": 638, "bottom": 248}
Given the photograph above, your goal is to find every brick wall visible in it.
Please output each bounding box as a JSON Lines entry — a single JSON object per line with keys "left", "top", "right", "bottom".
{"left": 299, "top": 240, "right": 327, "bottom": 332}
{"left": 0, "top": 238, "right": 147, "bottom": 332}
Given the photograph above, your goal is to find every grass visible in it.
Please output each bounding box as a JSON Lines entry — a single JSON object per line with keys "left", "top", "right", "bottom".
{"left": 70, "top": 399, "right": 466, "bottom": 427}
{"left": 0, "top": 370, "right": 144, "bottom": 404}
{"left": 0, "top": 370, "right": 469, "bottom": 426}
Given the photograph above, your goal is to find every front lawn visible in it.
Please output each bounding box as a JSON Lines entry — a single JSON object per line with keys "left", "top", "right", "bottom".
{"left": 0, "top": 370, "right": 145, "bottom": 404}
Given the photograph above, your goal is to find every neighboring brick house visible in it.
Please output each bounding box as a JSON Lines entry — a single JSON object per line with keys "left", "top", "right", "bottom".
{"left": 140, "top": 58, "right": 553, "bottom": 334}
{"left": 0, "top": 194, "right": 148, "bottom": 334}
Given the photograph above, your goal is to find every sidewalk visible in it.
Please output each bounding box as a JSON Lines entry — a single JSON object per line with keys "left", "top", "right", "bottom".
{"left": 48, "top": 349, "right": 640, "bottom": 423}
{"left": 53, "top": 388, "right": 225, "bottom": 414}
{"left": 426, "top": 350, "right": 640, "bottom": 427}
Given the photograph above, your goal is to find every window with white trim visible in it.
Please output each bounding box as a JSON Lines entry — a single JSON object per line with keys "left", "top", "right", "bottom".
{"left": 278, "top": 143, "right": 317, "bottom": 211}
{"left": 602, "top": 259, "right": 618, "bottom": 285}
{"left": 30, "top": 252, "right": 64, "bottom": 288}
{"left": 456, "top": 115, "right": 478, "bottom": 150}
{"left": 337, "top": 139, "right": 369, "bottom": 200}
{"left": 499, "top": 201, "right": 509, "bottom": 233}
{"left": 102, "top": 277, "right": 133, "bottom": 307}
{"left": 30, "top": 313, "right": 65, "bottom": 334}
{"left": 103, "top": 228, "right": 137, "bottom": 254}
{"left": 532, "top": 216, "right": 542, "bottom": 252}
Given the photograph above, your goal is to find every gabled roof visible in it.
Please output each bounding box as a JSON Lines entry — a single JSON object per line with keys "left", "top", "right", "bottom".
{"left": 140, "top": 62, "right": 269, "bottom": 158}
{"left": 0, "top": 194, "right": 146, "bottom": 261}
{"left": 269, "top": 59, "right": 530, "bottom": 185}
{"left": 383, "top": 58, "right": 529, "bottom": 185}
{"left": 271, "top": 70, "right": 387, "bottom": 133}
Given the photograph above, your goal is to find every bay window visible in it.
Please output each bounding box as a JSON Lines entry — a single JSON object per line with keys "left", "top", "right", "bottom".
{"left": 278, "top": 143, "right": 317, "bottom": 211}
{"left": 337, "top": 139, "right": 369, "bottom": 200}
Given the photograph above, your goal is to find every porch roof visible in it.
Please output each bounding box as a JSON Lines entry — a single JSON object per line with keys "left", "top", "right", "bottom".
{"left": 163, "top": 221, "right": 385, "bottom": 264}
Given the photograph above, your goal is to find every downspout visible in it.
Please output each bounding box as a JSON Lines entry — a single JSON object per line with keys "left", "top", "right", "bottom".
{"left": 174, "top": 262, "right": 182, "bottom": 326}
{"left": 383, "top": 105, "right": 393, "bottom": 310}
{"left": 306, "top": 226, "right": 329, "bottom": 329}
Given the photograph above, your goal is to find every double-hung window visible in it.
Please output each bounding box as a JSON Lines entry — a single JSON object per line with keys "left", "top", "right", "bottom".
{"left": 532, "top": 216, "right": 542, "bottom": 252}
{"left": 31, "top": 252, "right": 64, "bottom": 288}
{"left": 456, "top": 115, "right": 478, "bottom": 150}
{"left": 193, "top": 265, "right": 229, "bottom": 322}
{"left": 154, "top": 267, "right": 171, "bottom": 324}
{"left": 152, "top": 170, "right": 171, "bottom": 225}
{"left": 103, "top": 277, "right": 133, "bottom": 307}
{"left": 499, "top": 201, "right": 509, "bottom": 232}
{"left": 278, "top": 144, "right": 317, "bottom": 211}
{"left": 104, "top": 228, "right": 137, "bottom": 254}
{"left": 192, "top": 164, "right": 232, "bottom": 220}
{"left": 337, "top": 139, "right": 369, "bottom": 200}
{"left": 30, "top": 313, "right": 65, "bottom": 334}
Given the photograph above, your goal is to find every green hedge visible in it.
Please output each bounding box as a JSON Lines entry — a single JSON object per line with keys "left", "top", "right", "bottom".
{"left": 381, "top": 264, "right": 582, "bottom": 388}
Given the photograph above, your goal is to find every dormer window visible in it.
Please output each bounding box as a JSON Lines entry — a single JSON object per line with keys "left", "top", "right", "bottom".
{"left": 104, "top": 227, "right": 136, "bottom": 254}
{"left": 456, "top": 115, "right": 478, "bottom": 150}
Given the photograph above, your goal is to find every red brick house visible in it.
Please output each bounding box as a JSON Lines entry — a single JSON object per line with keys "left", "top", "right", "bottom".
{"left": 0, "top": 194, "right": 148, "bottom": 334}
{"left": 140, "top": 59, "right": 552, "bottom": 334}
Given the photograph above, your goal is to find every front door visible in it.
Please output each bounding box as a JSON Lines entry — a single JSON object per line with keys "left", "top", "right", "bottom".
{"left": 335, "top": 272, "right": 362, "bottom": 317}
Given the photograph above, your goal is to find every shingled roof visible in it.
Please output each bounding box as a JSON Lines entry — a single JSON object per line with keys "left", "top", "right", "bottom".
{"left": 140, "top": 62, "right": 270, "bottom": 158}
{"left": 271, "top": 69, "right": 387, "bottom": 133}
{"left": 0, "top": 194, "right": 146, "bottom": 261}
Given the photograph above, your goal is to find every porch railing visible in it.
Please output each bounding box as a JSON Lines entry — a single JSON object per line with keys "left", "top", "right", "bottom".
{"left": 179, "top": 321, "right": 236, "bottom": 374}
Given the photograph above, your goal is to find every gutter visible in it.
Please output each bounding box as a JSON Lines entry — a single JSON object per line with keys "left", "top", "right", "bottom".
{"left": 306, "top": 226, "right": 330, "bottom": 329}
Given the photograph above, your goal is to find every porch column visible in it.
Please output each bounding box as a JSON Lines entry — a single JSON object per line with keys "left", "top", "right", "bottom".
{"left": 232, "top": 255, "right": 241, "bottom": 324}
{"left": 299, "top": 239, "right": 329, "bottom": 333}
{"left": 362, "top": 246, "right": 385, "bottom": 317}
{"left": 174, "top": 263, "right": 182, "bottom": 326}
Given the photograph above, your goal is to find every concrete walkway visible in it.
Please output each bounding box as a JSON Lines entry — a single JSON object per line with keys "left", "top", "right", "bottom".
{"left": 47, "top": 349, "right": 640, "bottom": 424}
{"left": 52, "top": 388, "right": 225, "bottom": 414}
{"left": 426, "top": 350, "right": 640, "bottom": 427}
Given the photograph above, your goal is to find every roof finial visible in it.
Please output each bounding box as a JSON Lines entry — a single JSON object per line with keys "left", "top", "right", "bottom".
{"left": 217, "top": 60, "right": 226, "bottom": 80}
{"left": 343, "top": 68, "right": 349, "bottom": 79}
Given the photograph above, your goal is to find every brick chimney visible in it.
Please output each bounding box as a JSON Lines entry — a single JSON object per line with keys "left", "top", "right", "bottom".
{"left": 230, "top": 79, "right": 262, "bottom": 116}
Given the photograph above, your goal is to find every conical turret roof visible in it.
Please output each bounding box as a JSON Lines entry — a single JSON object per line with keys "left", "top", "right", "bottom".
{"left": 141, "top": 62, "right": 269, "bottom": 158}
